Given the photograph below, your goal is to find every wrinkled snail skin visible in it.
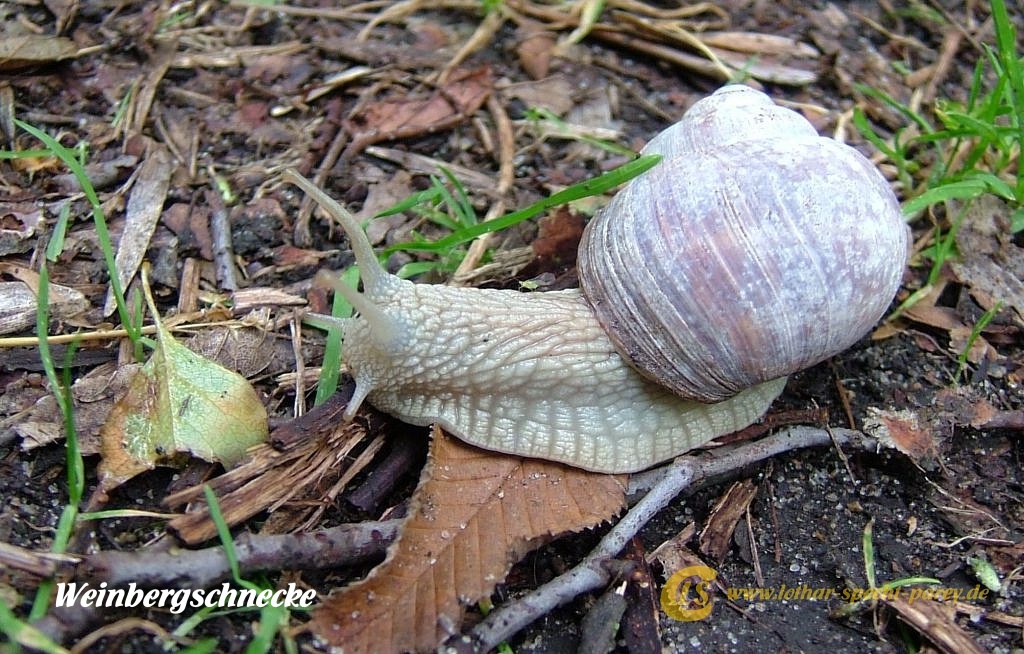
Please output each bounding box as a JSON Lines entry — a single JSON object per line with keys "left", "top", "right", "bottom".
{"left": 285, "top": 85, "right": 909, "bottom": 474}
{"left": 339, "top": 276, "right": 788, "bottom": 473}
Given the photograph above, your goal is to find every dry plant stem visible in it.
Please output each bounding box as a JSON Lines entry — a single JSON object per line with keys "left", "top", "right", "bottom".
{"left": 921, "top": 28, "right": 963, "bottom": 106}
{"left": 438, "top": 7, "right": 503, "bottom": 84}
{"left": 69, "top": 618, "right": 174, "bottom": 654}
{"left": 452, "top": 95, "right": 515, "bottom": 281}
{"left": 126, "top": 40, "right": 175, "bottom": 140}
{"left": 362, "top": 146, "right": 497, "bottom": 192}
{"left": 0, "top": 542, "right": 77, "bottom": 578}
{"left": 207, "top": 188, "right": 239, "bottom": 291}
{"left": 883, "top": 597, "right": 988, "bottom": 654}
{"left": 0, "top": 311, "right": 267, "bottom": 347}
{"left": 295, "top": 113, "right": 348, "bottom": 246}
{"left": 84, "top": 520, "right": 399, "bottom": 587}
{"left": 344, "top": 432, "right": 425, "bottom": 513}
{"left": 233, "top": 1, "right": 394, "bottom": 22}
{"left": 456, "top": 426, "right": 875, "bottom": 652}
{"left": 626, "top": 426, "right": 865, "bottom": 495}
{"left": 290, "top": 314, "right": 307, "bottom": 417}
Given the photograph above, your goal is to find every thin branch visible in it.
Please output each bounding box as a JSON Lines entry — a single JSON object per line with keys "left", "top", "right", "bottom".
{"left": 448, "top": 427, "right": 878, "bottom": 652}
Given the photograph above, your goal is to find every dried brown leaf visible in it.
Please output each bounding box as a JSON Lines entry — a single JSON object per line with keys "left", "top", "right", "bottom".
{"left": 952, "top": 195, "right": 1024, "bottom": 325}
{"left": 500, "top": 75, "right": 576, "bottom": 116}
{"left": 0, "top": 278, "right": 89, "bottom": 335}
{"left": 0, "top": 203, "right": 42, "bottom": 256}
{"left": 181, "top": 321, "right": 294, "bottom": 379}
{"left": 0, "top": 33, "right": 77, "bottom": 71}
{"left": 516, "top": 20, "right": 555, "bottom": 80}
{"left": 648, "top": 523, "right": 698, "bottom": 575}
{"left": 308, "top": 427, "right": 626, "bottom": 653}
{"left": 53, "top": 154, "right": 137, "bottom": 194}
{"left": 903, "top": 304, "right": 964, "bottom": 331}
{"left": 862, "top": 407, "right": 939, "bottom": 468}
{"left": 948, "top": 326, "right": 996, "bottom": 366}
{"left": 162, "top": 203, "right": 213, "bottom": 260}
{"left": 934, "top": 387, "right": 999, "bottom": 429}
{"left": 343, "top": 67, "right": 493, "bottom": 159}
{"left": 531, "top": 207, "right": 584, "bottom": 267}
{"left": 103, "top": 146, "right": 175, "bottom": 316}
{"left": 16, "top": 362, "right": 139, "bottom": 454}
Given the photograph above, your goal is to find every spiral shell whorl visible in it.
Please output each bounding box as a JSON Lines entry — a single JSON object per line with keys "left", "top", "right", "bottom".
{"left": 579, "top": 85, "right": 908, "bottom": 403}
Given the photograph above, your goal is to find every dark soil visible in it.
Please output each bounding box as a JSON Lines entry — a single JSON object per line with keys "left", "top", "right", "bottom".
{"left": 1, "top": 1, "right": 1022, "bottom": 653}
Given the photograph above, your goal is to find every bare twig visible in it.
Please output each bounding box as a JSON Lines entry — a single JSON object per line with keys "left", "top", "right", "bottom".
{"left": 451, "top": 95, "right": 516, "bottom": 282}
{"left": 448, "top": 426, "right": 877, "bottom": 652}
{"left": 83, "top": 520, "right": 399, "bottom": 587}
{"left": 207, "top": 187, "right": 239, "bottom": 291}
{"left": 294, "top": 106, "right": 348, "bottom": 247}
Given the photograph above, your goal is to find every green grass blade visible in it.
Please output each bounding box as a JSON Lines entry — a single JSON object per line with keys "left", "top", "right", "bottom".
{"left": 203, "top": 486, "right": 290, "bottom": 651}
{"left": 374, "top": 186, "right": 441, "bottom": 218}
{"left": 955, "top": 301, "right": 1002, "bottom": 383}
{"left": 421, "top": 177, "right": 465, "bottom": 231}
{"left": 45, "top": 203, "right": 72, "bottom": 262}
{"left": 204, "top": 485, "right": 250, "bottom": 588}
{"left": 382, "top": 154, "right": 661, "bottom": 255}
{"left": 15, "top": 120, "right": 140, "bottom": 347}
{"left": 314, "top": 266, "right": 358, "bottom": 405}
{"left": 855, "top": 84, "right": 933, "bottom": 132}
{"left": 439, "top": 167, "right": 478, "bottom": 228}
{"left": 28, "top": 264, "right": 84, "bottom": 622}
{"left": 989, "top": 0, "right": 1023, "bottom": 195}
{"left": 396, "top": 260, "right": 449, "bottom": 279}
{"left": 902, "top": 178, "right": 995, "bottom": 217}
{"left": 177, "top": 638, "right": 219, "bottom": 654}
{"left": 862, "top": 518, "right": 877, "bottom": 589}
{"left": 0, "top": 148, "right": 59, "bottom": 159}
{"left": 0, "top": 603, "right": 69, "bottom": 654}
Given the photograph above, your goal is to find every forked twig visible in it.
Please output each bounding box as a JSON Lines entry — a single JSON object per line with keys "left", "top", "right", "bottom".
{"left": 446, "top": 426, "right": 877, "bottom": 652}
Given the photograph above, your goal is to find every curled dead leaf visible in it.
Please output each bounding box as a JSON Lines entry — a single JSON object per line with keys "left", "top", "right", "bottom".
{"left": 308, "top": 427, "right": 625, "bottom": 653}
{"left": 862, "top": 407, "right": 939, "bottom": 469}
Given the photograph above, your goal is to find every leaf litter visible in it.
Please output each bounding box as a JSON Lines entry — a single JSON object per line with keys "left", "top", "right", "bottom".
{"left": 309, "top": 427, "right": 625, "bottom": 653}
{"left": 0, "top": 1, "right": 1022, "bottom": 653}
{"left": 96, "top": 269, "right": 268, "bottom": 496}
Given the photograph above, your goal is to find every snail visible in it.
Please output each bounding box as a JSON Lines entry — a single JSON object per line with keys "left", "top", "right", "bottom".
{"left": 285, "top": 85, "right": 908, "bottom": 474}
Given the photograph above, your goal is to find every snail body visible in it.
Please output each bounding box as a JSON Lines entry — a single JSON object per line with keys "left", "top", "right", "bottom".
{"left": 287, "top": 85, "right": 907, "bottom": 474}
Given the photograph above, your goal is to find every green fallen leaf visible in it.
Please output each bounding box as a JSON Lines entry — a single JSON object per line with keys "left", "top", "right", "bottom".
{"left": 98, "top": 271, "right": 268, "bottom": 491}
{"left": 968, "top": 556, "right": 1002, "bottom": 593}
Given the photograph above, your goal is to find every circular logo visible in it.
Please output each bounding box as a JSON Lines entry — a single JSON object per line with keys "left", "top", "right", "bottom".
{"left": 660, "top": 565, "right": 717, "bottom": 621}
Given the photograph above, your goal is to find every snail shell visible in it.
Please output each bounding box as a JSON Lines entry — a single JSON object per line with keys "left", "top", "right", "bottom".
{"left": 579, "top": 85, "right": 908, "bottom": 403}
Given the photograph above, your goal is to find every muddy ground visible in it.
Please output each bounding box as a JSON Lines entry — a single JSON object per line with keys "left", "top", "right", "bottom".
{"left": 1, "top": 0, "right": 1022, "bottom": 652}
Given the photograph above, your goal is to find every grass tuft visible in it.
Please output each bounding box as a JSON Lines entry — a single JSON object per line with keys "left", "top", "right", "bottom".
{"left": 854, "top": 0, "right": 1023, "bottom": 285}
{"left": 2, "top": 120, "right": 144, "bottom": 353}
